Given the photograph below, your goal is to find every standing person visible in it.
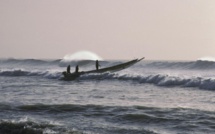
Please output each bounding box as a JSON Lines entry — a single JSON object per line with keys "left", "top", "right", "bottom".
{"left": 75, "top": 65, "right": 79, "bottom": 73}
{"left": 96, "top": 60, "right": 100, "bottom": 70}
{"left": 67, "top": 65, "right": 71, "bottom": 74}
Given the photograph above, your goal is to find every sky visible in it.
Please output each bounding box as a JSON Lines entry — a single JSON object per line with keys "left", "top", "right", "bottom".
{"left": 1, "top": 0, "right": 215, "bottom": 60}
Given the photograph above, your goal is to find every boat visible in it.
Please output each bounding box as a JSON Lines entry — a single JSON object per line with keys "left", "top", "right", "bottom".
{"left": 61, "top": 57, "right": 144, "bottom": 81}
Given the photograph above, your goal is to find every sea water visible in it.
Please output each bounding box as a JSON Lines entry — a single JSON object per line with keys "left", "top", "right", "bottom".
{"left": 0, "top": 59, "right": 215, "bottom": 134}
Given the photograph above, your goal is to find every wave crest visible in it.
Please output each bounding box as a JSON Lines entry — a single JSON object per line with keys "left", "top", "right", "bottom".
{"left": 80, "top": 73, "right": 215, "bottom": 90}
{"left": 142, "top": 60, "right": 215, "bottom": 70}
{"left": 1, "top": 69, "right": 215, "bottom": 90}
{"left": 0, "top": 69, "right": 61, "bottom": 79}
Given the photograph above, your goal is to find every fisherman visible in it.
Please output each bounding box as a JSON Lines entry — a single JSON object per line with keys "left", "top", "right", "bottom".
{"left": 67, "top": 65, "right": 71, "bottom": 74}
{"left": 75, "top": 65, "right": 79, "bottom": 73}
{"left": 96, "top": 60, "right": 100, "bottom": 70}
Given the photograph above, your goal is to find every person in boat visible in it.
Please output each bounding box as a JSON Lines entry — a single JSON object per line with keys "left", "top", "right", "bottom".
{"left": 67, "top": 65, "right": 71, "bottom": 74}
{"left": 75, "top": 65, "right": 79, "bottom": 73}
{"left": 62, "top": 65, "right": 71, "bottom": 77}
{"left": 96, "top": 60, "right": 100, "bottom": 70}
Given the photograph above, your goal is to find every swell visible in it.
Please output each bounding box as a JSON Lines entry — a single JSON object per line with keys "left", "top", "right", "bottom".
{"left": 0, "top": 58, "right": 61, "bottom": 66}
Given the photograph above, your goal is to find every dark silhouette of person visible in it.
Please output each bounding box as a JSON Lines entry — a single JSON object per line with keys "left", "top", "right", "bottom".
{"left": 75, "top": 65, "right": 79, "bottom": 73}
{"left": 96, "top": 60, "right": 100, "bottom": 70}
{"left": 67, "top": 65, "right": 71, "bottom": 74}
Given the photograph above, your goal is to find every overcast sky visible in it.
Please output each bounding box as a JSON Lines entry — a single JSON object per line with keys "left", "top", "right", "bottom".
{"left": 1, "top": 0, "right": 215, "bottom": 60}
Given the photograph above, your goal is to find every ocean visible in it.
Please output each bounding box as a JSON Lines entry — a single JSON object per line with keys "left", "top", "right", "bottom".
{"left": 0, "top": 58, "right": 215, "bottom": 134}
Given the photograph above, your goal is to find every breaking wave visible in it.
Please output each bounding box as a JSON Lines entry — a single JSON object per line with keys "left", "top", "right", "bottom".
{"left": 1, "top": 69, "right": 215, "bottom": 90}
{"left": 0, "top": 120, "right": 52, "bottom": 134}
{"left": 0, "top": 117, "right": 80, "bottom": 134}
{"left": 1, "top": 58, "right": 215, "bottom": 90}
{"left": 80, "top": 73, "right": 215, "bottom": 90}
{"left": 1, "top": 68, "right": 215, "bottom": 90}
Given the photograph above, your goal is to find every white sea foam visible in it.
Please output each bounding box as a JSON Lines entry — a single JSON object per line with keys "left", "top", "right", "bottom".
{"left": 198, "top": 57, "right": 215, "bottom": 62}
{"left": 61, "top": 50, "right": 103, "bottom": 61}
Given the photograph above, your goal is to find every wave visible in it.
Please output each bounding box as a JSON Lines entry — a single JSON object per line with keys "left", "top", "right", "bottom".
{"left": 0, "top": 104, "right": 161, "bottom": 134}
{"left": 116, "top": 107, "right": 215, "bottom": 133}
{"left": 1, "top": 68, "right": 215, "bottom": 90}
{"left": 142, "top": 60, "right": 215, "bottom": 70}
{"left": 0, "top": 119, "right": 156, "bottom": 134}
{"left": 0, "top": 121, "right": 43, "bottom": 134}
{"left": 0, "top": 117, "right": 80, "bottom": 134}
{"left": 2, "top": 58, "right": 215, "bottom": 70}
{"left": 80, "top": 73, "right": 215, "bottom": 90}
{"left": 0, "top": 69, "right": 61, "bottom": 79}
{"left": 0, "top": 103, "right": 168, "bottom": 115}
{"left": 0, "top": 58, "right": 61, "bottom": 66}
{"left": 0, "top": 103, "right": 209, "bottom": 117}
{"left": 1, "top": 103, "right": 215, "bottom": 134}
{"left": 2, "top": 104, "right": 215, "bottom": 125}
